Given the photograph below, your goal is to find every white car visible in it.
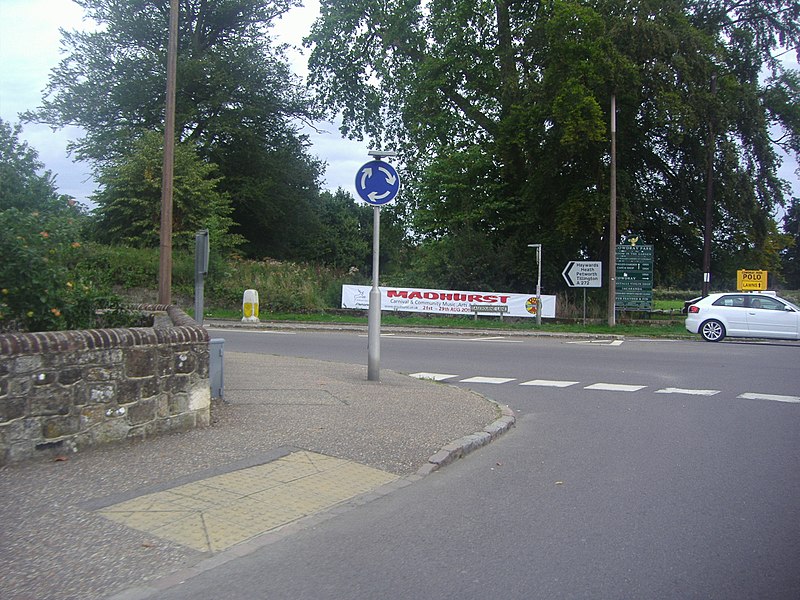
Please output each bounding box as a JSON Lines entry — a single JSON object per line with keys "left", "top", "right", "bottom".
{"left": 685, "top": 292, "right": 800, "bottom": 341}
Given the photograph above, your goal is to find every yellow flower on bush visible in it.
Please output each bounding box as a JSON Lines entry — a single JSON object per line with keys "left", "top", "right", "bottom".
{"left": 26, "top": 311, "right": 34, "bottom": 318}
{"left": 66, "top": 281, "right": 74, "bottom": 289}
{"left": 1, "top": 288, "right": 7, "bottom": 295}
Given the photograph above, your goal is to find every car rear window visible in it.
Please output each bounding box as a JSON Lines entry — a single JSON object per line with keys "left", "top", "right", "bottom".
{"left": 712, "top": 295, "right": 747, "bottom": 308}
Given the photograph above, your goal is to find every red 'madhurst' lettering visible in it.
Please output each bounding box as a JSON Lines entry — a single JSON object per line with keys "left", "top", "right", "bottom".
{"left": 385, "top": 289, "right": 510, "bottom": 304}
{"left": 467, "top": 294, "right": 511, "bottom": 304}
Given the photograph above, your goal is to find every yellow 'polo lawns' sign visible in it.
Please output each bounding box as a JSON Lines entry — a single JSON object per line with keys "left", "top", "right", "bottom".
{"left": 736, "top": 269, "right": 768, "bottom": 291}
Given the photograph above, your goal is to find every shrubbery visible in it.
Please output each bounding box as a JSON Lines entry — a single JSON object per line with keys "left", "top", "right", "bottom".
{"left": 0, "top": 209, "right": 135, "bottom": 332}
{"left": 79, "top": 245, "right": 363, "bottom": 314}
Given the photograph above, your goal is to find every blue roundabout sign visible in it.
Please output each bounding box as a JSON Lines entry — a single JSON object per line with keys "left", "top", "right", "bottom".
{"left": 355, "top": 160, "right": 400, "bottom": 205}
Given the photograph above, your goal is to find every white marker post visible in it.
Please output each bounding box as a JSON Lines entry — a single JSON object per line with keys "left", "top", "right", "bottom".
{"left": 241, "top": 289, "right": 259, "bottom": 323}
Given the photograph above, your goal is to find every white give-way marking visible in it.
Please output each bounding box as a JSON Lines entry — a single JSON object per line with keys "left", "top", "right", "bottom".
{"left": 460, "top": 376, "right": 517, "bottom": 385}
{"left": 656, "top": 387, "right": 720, "bottom": 396}
{"left": 409, "top": 372, "right": 457, "bottom": 381}
{"left": 584, "top": 383, "right": 647, "bottom": 392}
{"left": 408, "top": 373, "right": 797, "bottom": 406}
{"left": 520, "top": 379, "right": 580, "bottom": 388}
{"left": 738, "top": 393, "right": 800, "bottom": 404}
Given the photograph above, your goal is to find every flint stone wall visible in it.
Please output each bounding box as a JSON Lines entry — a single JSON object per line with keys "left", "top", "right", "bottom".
{"left": 0, "top": 305, "right": 210, "bottom": 465}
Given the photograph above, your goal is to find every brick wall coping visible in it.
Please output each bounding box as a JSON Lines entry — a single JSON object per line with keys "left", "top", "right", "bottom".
{"left": 0, "top": 305, "right": 207, "bottom": 356}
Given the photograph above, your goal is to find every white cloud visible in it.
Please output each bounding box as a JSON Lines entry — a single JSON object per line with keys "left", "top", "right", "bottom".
{"left": 0, "top": 0, "right": 94, "bottom": 204}
{"left": 0, "top": 0, "right": 371, "bottom": 205}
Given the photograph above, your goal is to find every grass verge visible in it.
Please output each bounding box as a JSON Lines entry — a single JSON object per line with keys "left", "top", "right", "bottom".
{"left": 195, "top": 308, "right": 691, "bottom": 339}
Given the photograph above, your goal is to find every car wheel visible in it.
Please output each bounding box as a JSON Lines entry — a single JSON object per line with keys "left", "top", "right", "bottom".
{"left": 700, "top": 319, "right": 725, "bottom": 342}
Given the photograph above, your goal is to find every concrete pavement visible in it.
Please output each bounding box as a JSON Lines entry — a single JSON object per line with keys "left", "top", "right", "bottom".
{"left": 1, "top": 350, "right": 513, "bottom": 600}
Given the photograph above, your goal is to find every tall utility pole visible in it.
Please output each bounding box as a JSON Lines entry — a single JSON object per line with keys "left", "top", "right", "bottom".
{"left": 702, "top": 74, "right": 717, "bottom": 297}
{"left": 608, "top": 94, "right": 617, "bottom": 327}
{"left": 158, "top": 0, "right": 179, "bottom": 305}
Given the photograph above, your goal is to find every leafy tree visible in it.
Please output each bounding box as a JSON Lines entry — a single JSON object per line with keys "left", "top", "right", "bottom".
{"left": 0, "top": 118, "right": 71, "bottom": 214}
{"left": 306, "top": 0, "right": 800, "bottom": 290}
{"left": 783, "top": 198, "right": 800, "bottom": 288}
{"left": 306, "top": 188, "right": 372, "bottom": 271}
{"left": 25, "top": 0, "right": 322, "bottom": 259}
{"left": 91, "top": 131, "right": 242, "bottom": 251}
{"left": 0, "top": 125, "right": 130, "bottom": 332}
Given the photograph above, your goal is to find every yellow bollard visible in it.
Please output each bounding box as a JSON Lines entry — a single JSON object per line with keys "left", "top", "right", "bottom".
{"left": 242, "top": 289, "right": 260, "bottom": 323}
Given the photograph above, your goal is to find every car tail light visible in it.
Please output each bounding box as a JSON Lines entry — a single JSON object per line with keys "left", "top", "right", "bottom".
{"left": 688, "top": 305, "right": 700, "bottom": 313}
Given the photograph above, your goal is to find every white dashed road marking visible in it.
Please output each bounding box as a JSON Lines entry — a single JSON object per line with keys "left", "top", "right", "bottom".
{"left": 738, "top": 393, "right": 800, "bottom": 404}
{"left": 408, "top": 371, "right": 794, "bottom": 407}
{"left": 655, "top": 387, "right": 720, "bottom": 396}
{"left": 520, "top": 379, "right": 580, "bottom": 388}
{"left": 584, "top": 383, "right": 647, "bottom": 392}
{"left": 409, "top": 372, "right": 457, "bottom": 381}
{"left": 566, "top": 340, "right": 624, "bottom": 346}
{"left": 460, "top": 377, "right": 517, "bottom": 385}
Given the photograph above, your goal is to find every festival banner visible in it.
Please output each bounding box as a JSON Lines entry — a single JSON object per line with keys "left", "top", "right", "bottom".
{"left": 341, "top": 285, "right": 556, "bottom": 318}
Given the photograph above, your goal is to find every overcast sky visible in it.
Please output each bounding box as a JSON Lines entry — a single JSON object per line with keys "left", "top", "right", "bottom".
{"left": 0, "top": 0, "right": 366, "bottom": 206}
{"left": 1, "top": 0, "right": 798, "bottom": 210}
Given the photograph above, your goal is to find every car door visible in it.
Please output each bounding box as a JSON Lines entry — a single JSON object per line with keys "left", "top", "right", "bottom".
{"left": 711, "top": 294, "right": 749, "bottom": 335}
{"left": 745, "top": 296, "right": 800, "bottom": 339}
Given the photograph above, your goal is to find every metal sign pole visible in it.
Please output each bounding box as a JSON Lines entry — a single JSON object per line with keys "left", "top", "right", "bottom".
{"left": 368, "top": 206, "right": 381, "bottom": 381}
{"left": 528, "top": 244, "right": 542, "bottom": 325}
{"left": 583, "top": 288, "right": 587, "bottom": 325}
{"left": 194, "top": 230, "right": 209, "bottom": 325}
{"left": 356, "top": 150, "right": 399, "bottom": 382}
{"left": 536, "top": 245, "right": 542, "bottom": 325}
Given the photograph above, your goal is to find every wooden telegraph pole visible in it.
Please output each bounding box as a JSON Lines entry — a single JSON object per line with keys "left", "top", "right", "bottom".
{"left": 158, "top": 0, "right": 178, "bottom": 305}
{"left": 608, "top": 94, "right": 617, "bottom": 327}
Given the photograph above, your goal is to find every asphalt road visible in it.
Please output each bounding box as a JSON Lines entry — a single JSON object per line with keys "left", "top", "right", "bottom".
{"left": 169, "top": 327, "right": 800, "bottom": 600}
{"left": 207, "top": 327, "right": 799, "bottom": 401}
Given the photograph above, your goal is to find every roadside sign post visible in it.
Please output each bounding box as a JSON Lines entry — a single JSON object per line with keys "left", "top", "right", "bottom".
{"left": 562, "top": 261, "right": 602, "bottom": 324}
{"left": 194, "top": 229, "right": 209, "bottom": 325}
{"left": 356, "top": 152, "right": 400, "bottom": 381}
{"left": 527, "top": 244, "right": 542, "bottom": 325}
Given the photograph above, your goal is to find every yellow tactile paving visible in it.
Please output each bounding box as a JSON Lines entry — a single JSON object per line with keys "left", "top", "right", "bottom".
{"left": 96, "top": 451, "right": 398, "bottom": 552}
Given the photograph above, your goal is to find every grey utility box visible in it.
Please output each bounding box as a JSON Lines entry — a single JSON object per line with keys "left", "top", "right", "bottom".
{"left": 210, "top": 338, "right": 224, "bottom": 400}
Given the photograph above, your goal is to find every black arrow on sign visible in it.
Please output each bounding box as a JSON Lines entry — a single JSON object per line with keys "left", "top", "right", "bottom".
{"left": 562, "top": 261, "right": 576, "bottom": 287}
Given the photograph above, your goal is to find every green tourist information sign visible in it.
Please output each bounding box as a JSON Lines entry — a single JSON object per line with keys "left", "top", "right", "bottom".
{"left": 616, "top": 244, "right": 654, "bottom": 310}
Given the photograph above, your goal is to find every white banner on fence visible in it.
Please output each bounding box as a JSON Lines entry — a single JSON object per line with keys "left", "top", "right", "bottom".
{"left": 341, "top": 285, "right": 556, "bottom": 318}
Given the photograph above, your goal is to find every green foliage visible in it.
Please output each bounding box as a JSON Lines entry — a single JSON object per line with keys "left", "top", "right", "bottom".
{"left": 76, "top": 244, "right": 359, "bottom": 313}
{"left": 307, "top": 0, "right": 800, "bottom": 290}
{"left": 782, "top": 198, "right": 800, "bottom": 288}
{"left": 0, "top": 118, "right": 68, "bottom": 214}
{"left": 25, "top": 0, "right": 323, "bottom": 262}
{"left": 0, "top": 123, "right": 137, "bottom": 332}
{"left": 0, "top": 209, "right": 132, "bottom": 332}
{"left": 91, "top": 131, "right": 242, "bottom": 252}
{"left": 305, "top": 188, "right": 372, "bottom": 271}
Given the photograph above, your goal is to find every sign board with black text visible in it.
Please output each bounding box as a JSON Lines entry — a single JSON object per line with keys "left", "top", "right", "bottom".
{"left": 562, "top": 261, "right": 602, "bottom": 288}
{"left": 736, "top": 269, "right": 768, "bottom": 291}
{"left": 616, "top": 244, "right": 654, "bottom": 310}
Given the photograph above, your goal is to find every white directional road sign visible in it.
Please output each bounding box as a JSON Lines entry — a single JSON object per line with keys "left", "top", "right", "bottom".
{"left": 355, "top": 160, "right": 400, "bottom": 205}
{"left": 562, "top": 261, "right": 602, "bottom": 288}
